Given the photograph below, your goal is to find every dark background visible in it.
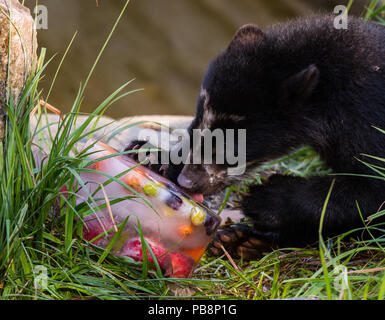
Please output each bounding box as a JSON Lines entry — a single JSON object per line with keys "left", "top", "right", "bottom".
{"left": 24, "top": 0, "right": 367, "bottom": 118}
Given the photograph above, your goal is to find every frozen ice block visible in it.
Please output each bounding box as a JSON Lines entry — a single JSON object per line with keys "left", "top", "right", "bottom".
{"left": 76, "top": 139, "right": 221, "bottom": 277}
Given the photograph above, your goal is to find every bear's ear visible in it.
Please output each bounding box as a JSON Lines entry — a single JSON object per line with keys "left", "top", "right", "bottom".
{"left": 279, "top": 64, "right": 320, "bottom": 104}
{"left": 228, "top": 24, "right": 264, "bottom": 49}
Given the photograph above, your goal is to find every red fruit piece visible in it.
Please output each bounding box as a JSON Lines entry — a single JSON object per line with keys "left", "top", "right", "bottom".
{"left": 170, "top": 252, "right": 195, "bottom": 278}
{"left": 120, "top": 236, "right": 171, "bottom": 269}
{"left": 59, "top": 185, "right": 68, "bottom": 197}
{"left": 83, "top": 214, "right": 114, "bottom": 246}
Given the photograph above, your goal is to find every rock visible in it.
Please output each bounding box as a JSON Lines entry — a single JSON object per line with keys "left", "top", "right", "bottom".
{"left": 0, "top": 0, "right": 37, "bottom": 142}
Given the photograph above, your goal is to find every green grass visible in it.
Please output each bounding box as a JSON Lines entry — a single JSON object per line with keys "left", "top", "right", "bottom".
{"left": 1, "top": 0, "right": 385, "bottom": 300}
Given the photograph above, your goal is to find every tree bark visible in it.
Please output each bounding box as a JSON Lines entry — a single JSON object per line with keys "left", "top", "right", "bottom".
{"left": 0, "top": 0, "right": 37, "bottom": 142}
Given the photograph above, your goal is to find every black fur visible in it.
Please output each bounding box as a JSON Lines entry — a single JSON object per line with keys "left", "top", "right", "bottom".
{"left": 127, "top": 15, "right": 385, "bottom": 257}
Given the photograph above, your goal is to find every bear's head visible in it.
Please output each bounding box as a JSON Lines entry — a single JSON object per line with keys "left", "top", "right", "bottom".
{"left": 176, "top": 24, "right": 320, "bottom": 195}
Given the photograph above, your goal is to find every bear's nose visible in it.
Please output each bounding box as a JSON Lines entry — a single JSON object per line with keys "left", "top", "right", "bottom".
{"left": 177, "top": 173, "right": 194, "bottom": 189}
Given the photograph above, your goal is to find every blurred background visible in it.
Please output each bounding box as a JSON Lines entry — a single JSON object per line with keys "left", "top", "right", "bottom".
{"left": 24, "top": 0, "right": 366, "bottom": 118}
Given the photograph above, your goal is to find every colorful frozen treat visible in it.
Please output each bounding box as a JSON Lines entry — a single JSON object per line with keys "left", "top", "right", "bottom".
{"left": 75, "top": 139, "right": 221, "bottom": 278}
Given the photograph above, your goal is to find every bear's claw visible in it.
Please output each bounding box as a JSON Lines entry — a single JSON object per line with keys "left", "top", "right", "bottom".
{"left": 208, "top": 224, "right": 277, "bottom": 260}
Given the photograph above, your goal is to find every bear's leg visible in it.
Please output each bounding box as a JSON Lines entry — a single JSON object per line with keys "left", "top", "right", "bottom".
{"left": 209, "top": 174, "right": 382, "bottom": 259}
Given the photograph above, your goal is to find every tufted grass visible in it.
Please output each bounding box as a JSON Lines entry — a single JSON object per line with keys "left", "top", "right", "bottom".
{"left": 1, "top": 0, "right": 385, "bottom": 300}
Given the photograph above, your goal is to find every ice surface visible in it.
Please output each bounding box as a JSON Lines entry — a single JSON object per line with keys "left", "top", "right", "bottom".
{"left": 76, "top": 140, "right": 221, "bottom": 277}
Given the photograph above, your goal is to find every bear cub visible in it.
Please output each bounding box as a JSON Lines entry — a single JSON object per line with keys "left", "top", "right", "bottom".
{"left": 127, "top": 15, "right": 385, "bottom": 259}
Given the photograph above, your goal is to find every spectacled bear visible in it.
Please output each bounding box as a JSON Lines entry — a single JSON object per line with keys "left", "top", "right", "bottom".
{"left": 126, "top": 15, "right": 385, "bottom": 259}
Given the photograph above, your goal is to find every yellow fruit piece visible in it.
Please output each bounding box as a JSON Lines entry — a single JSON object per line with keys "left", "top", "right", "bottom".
{"left": 190, "top": 206, "right": 205, "bottom": 226}
{"left": 143, "top": 183, "right": 158, "bottom": 196}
